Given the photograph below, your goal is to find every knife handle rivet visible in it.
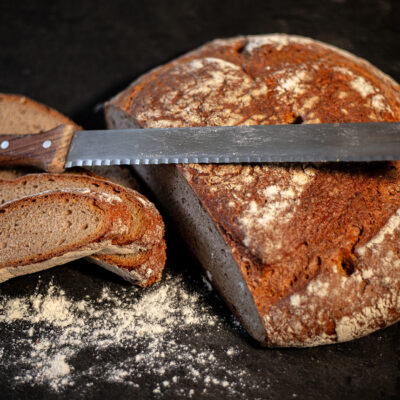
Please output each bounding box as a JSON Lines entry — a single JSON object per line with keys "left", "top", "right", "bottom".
{"left": 0, "top": 140, "right": 9, "bottom": 150}
{"left": 42, "top": 140, "right": 52, "bottom": 149}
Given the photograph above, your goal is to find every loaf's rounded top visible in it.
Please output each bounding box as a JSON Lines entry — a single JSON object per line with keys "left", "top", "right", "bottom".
{"left": 117, "top": 34, "right": 400, "bottom": 129}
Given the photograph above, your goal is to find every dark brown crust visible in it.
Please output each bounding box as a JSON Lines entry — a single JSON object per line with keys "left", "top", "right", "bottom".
{"left": 93, "top": 239, "right": 167, "bottom": 287}
{"left": 108, "top": 34, "right": 400, "bottom": 346}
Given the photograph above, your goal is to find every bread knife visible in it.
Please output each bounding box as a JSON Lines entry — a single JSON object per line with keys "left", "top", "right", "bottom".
{"left": 0, "top": 122, "right": 398, "bottom": 173}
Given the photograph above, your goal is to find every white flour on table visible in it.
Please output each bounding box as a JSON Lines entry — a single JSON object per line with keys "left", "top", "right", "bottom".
{"left": 0, "top": 273, "right": 256, "bottom": 397}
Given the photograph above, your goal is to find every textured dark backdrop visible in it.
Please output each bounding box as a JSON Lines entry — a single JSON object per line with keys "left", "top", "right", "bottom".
{"left": 0, "top": 0, "right": 399, "bottom": 399}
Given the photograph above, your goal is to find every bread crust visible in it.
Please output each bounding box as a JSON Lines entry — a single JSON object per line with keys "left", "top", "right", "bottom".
{"left": 106, "top": 34, "right": 400, "bottom": 346}
{"left": 90, "top": 240, "right": 167, "bottom": 287}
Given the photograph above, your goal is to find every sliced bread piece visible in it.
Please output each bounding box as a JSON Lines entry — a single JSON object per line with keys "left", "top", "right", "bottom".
{"left": 0, "top": 173, "right": 163, "bottom": 253}
{"left": 0, "top": 190, "right": 129, "bottom": 283}
{"left": 0, "top": 93, "right": 80, "bottom": 134}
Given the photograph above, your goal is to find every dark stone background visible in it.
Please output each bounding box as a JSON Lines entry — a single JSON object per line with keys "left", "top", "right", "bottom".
{"left": 0, "top": 0, "right": 399, "bottom": 399}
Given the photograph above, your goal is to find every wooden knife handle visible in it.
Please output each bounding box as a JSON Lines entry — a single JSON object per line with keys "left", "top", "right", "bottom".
{"left": 0, "top": 124, "right": 75, "bottom": 173}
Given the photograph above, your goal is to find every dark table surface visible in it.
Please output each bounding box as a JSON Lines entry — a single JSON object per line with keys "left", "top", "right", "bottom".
{"left": 0, "top": 1, "right": 399, "bottom": 399}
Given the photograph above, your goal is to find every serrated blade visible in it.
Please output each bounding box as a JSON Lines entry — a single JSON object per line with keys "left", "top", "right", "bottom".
{"left": 64, "top": 122, "right": 400, "bottom": 168}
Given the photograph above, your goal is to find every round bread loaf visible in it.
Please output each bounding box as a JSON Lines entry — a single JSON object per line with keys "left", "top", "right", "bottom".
{"left": 107, "top": 34, "right": 400, "bottom": 346}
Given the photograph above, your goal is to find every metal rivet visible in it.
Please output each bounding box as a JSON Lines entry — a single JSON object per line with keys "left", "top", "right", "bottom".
{"left": 42, "top": 140, "right": 52, "bottom": 149}
{"left": 1, "top": 140, "right": 9, "bottom": 150}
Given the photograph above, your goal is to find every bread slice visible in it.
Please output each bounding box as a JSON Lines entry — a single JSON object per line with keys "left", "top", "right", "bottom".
{"left": 0, "top": 93, "right": 80, "bottom": 134}
{"left": 0, "top": 173, "right": 162, "bottom": 253}
{"left": 0, "top": 190, "right": 128, "bottom": 283}
{"left": 0, "top": 93, "right": 166, "bottom": 286}
{"left": 106, "top": 34, "right": 400, "bottom": 346}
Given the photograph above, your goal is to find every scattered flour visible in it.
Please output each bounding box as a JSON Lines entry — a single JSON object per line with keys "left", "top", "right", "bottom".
{"left": 0, "top": 273, "right": 253, "bottom": 397}
{"left": 226, "top": 346, "right": 240, "bottom": 357}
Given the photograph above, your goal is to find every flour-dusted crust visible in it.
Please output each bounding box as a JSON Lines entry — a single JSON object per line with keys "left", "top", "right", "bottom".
{"left": 109, "top": 34, "right": 400, "bottom": 127}
{"left": 106, "top": 34, "right": 400, "bottom": 346}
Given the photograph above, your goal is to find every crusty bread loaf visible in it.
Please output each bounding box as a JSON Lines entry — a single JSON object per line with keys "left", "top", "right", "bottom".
{"left": 106, "top": 34, "right": 400, "bottom": 346}
{"left": 0, "top": 93, "right": 166, "bottom": 286}
{"left": 0, "top": 190, "right": 130, "bottom": 282}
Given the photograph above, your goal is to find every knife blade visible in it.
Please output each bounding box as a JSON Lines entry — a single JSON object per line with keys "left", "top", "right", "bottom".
{"left": 0, "top": 122, "right": 398, "bottom": 173}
